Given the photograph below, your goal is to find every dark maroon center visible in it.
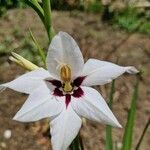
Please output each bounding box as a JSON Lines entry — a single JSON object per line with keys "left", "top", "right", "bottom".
{"left": 46, "top": 76, "right": 85, "bottom": 108}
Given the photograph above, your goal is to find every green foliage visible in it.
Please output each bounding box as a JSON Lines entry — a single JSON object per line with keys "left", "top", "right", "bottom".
{"left": 24, "top": 0, "right": 54, "bottom": 42}
{"left": 0, "top": 0, "right": 25, "bottom": 16}
{"left": 122, "top": 79, "right": 139, "bottom": 150}
{"left": 0, "top": 32, "right": 42, "bottom": 65}
{"left": 105, "top": 80, "right": 115, "bottom": 150}
{"left": 113, "top": 8, "right": 141, "bottom": 32}
{"left": 86, "top": 0, "right": 102, "bottom": 13}
{"left": 29, "top": 30, "right": 46, "bottom": 65}
{"left": 139, "top": 22, "right": 150, "bottom": 35}
{"left": 112, "top": 7, "right": 150, "bottom": 34}
{"left": 70, "top": 133, "right": 84, "bottom": 150}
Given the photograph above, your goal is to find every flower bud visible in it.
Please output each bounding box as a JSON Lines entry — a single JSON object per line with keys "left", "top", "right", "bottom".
{"left": 10, "top": 52, "right": 39, "bottom": 71}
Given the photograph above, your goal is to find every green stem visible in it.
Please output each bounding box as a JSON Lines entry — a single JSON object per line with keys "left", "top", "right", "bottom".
{"left": 105, "top": 80, "right": 115, "bottom": 150}
{"left": 135, "top": 118, "right": 150, "bottom": 150}
{"left": 42, "top": 0, "right": 53, "bottom": 42}
{"left": 122, "top": 78, "right": 139, "bottom": 150}
{"left": 25, "top": 0, "right": 44, "bottom": 23}
{"left": 70, "top": 133, "right": 84, "bottom": 150}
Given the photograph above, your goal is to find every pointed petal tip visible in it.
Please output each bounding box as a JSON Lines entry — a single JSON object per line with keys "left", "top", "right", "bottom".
{"left": 12, "top": 115, "right": 18, "bottom": 121}
{"left": 58, "top": 31, "right": 67, "bottom": 36}
{"left": 13, "top": 114, "right": 19, "bottom": 121}
{"left": 13, "top": 115, "right": 28, "bottom": 123}
{"left": 116, "top": 122, "right": 122, "bottom": 128}
{"left": 126, "top": 66, "right": 139, "bottom": 74}
{"left": 112, "top": 120, "right": 122, "bottom": 128}
{"left": 13, "top": 114, "right": 24, "bottom": 122}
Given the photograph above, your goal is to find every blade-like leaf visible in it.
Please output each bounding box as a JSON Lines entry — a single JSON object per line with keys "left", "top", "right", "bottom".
{"left": 135, "top": 118, "right": 150, "bottom": 150}
{"left": 122, "top": 78, "right": 139, "bottom": 150}
{"left": 42, "top": 0, "right": 53, "bottom": 42}
{"left": 24, "top": 0, "right": 45, "bottom": 25}
{"left": 29, "top": 29, "right": 46, "bottom": 65}
{"left": 105, "top": 80, "right": 115, "bottom": 150}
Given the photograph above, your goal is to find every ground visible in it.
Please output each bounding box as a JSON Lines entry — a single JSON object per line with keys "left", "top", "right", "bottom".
{"left": 0, "top": 9, "right": 149, "bottom": 150}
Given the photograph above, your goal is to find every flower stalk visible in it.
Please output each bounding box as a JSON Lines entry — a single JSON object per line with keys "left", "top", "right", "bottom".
{"left": 105, "top": 80, "right": 115, "bottom": 150}
{"left": 42, "top": 0, "right": 54, "bottom": 42}
{"left": 122, "top": 78, "right": 139, "bottom": 150}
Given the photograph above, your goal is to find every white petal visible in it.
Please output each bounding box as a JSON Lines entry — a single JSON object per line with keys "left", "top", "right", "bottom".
{"left": 71, "top": 86, "right": 122, "bottom": 127}
{"left": 13, "top": 84, "right": 65, "bottom": 122}
{"left": 50, "top": 105, "right": 82, "bottom": 150}
{"left": 81, "top": 59, "right": 139, "bottom": 86}
{"left": 46, "top": 32, "right": 84, "bottom": 79}
{"left": 0, "top": 68, "right": 50, "bottom": 94}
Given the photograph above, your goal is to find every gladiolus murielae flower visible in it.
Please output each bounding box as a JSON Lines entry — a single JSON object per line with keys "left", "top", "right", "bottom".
{"left": 0, "top": 32, "right": 139, "bottom": 150}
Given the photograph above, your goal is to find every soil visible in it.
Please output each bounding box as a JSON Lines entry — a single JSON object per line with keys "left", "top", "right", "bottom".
{"left": 0, "top": 9, "right": 149, "bottom": 150}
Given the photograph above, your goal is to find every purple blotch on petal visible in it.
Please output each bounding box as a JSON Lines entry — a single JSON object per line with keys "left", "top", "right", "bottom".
{"left": 72, "top": 87, "right": 84, "bottom": 98}
{"left": 47, "top": 80, "right": 62, "bottom": 88}
{"left": 53, "top": 88, "right": 64, "bottom": 96}
{"left": 65, "top": 94, "right": 71, "bottom": 108}
{"left": 73, "top": 76, "right": 86, "bottom": 87}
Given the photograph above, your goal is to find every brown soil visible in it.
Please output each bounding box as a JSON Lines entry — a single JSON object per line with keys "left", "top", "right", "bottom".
{"left": 0, "top": 9, "right": 149, "bottom": 150}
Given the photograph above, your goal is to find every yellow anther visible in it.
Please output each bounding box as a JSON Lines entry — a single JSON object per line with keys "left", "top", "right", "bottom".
{"left": 60, "top": 65, "right": 71, "bottom": 82}
{"left": 60, "top": 65, "right": 73, "bottom": 92}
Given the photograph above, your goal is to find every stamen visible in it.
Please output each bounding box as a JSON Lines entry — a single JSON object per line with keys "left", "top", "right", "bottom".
{"left": 60, "top": 65, "right": 73, "bottom": 92}
{"left": 60, "top": 65, "right": 71, "bottom": 82}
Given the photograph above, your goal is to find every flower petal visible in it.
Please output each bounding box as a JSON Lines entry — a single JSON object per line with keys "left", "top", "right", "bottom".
{"left": 71, "top": 86, "right": 122, "bottom": 127}
{"left": 50, "top": 105, "right": 82, "bottom": 150}
{"left": 0, "top": 68, "right": 50, "bottom": 94}
{"left": 13, "top": 84, "right": 65, "bottom": 122}
{"left": 46, "top": 32, "right": 84, "bottom": 79}
{"left": 81, "top": 59, "right": 139, "bottom": 86}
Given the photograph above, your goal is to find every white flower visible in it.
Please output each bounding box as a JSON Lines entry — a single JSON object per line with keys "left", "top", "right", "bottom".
{"left": 0, "top": 32, "right": 138, "bottom": 150}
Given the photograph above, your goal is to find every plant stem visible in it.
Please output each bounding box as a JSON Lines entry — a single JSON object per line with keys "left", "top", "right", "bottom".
{"left": 135, "top": 118, "right": 150, "bottom": 150}
{"left": 122, "top": 78, "right": 139, "bottom": 150}
{"left": 105, "top": 80, "right": 115, "bottom": 150}
{"left": 70, "top": 133, "right": 84, "bottom": 150}
{"left": 42, "top": 0, "right": 53, "bottom": 42}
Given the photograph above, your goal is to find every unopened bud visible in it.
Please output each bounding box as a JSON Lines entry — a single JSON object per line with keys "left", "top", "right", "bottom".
{"left": 10, "top": 52, "right": 39, "bottom": 71}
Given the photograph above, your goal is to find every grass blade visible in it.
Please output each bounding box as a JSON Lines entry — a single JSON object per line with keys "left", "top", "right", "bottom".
{"left": 135, "top": 118, "right": 150, "bottom": 150}
{"left": 29, "top": 29, "right": 46, "bottom": 65}
{"left": 105, "top": 80, "right": 115, "bottom": 150}
{"left": 122, "top": 78, "right": 139, "bottom": 150}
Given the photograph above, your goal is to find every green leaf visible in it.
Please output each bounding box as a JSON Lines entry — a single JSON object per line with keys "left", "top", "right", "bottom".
{"left": 135, "top": 118, "right": 150, "bottom": 150}
{"left": 70, "top": 133, "right": 84, "bottom": 150}
{"left": 122, "top": 78, "right": 139, "bottom": 150}
{"left": 29, "top": 29, "right": 46, "bottom": 66}
{"left": 105, "top": 80, "right": 115, "bottom": 150}
{"left": 42, "top": 0, "right": 54, "bottom": 42}
{"left": 24, "top": 0, "right": 45, "bottom": 25}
